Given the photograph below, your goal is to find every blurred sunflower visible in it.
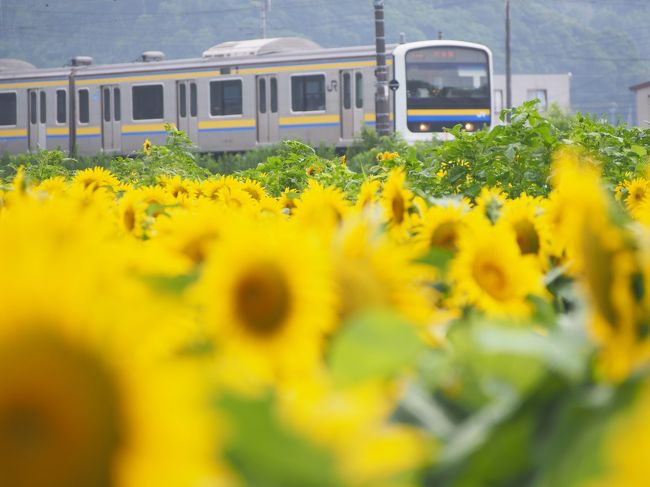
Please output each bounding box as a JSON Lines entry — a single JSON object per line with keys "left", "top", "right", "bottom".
{"left": 157, "top": 175, "right": 198, "bottom": 200}
{"left": 355, "top": 179, "right": 381, "bottom": 210}
{"left": 279, "top": 374, "right": 432, "bottom": 487}
{"left": 333, "top": 215, "right": 440, "bottom": 328}
{"left": 0, "top": 198, "right": 224, "bottom": 487}
{"left": 293, "top": 180, "right": 350, "bottom": 235}
{"left": 72, "top": 166, "right": 121, "bottom": 193}
{"left": 416, "top": 203, "right": 467, "bottom": 253}
{"left": 116, "top": 190, "right": 150, "bottom": 238}
{"left": 196, "top": 218, "right": 337, "bottom": 385}
{"left": 153, "top": 201, "right": 227, "bottom": 267}
{"left": 239, "top": 178, "right": 267, "bottom": 202}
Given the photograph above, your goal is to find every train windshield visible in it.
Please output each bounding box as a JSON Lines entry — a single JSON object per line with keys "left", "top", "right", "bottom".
{"left": 406, "top": 47, "right": 489, "bottom": 109}
{"left": 405, "top": 46, "right": 490, "bottom": 133}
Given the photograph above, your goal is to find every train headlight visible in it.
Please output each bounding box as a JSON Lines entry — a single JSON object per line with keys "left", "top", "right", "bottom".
{"left": 419, "top": 122, "right": 430, "bottom": 132}
{"left": 464, "top": 122, "right": 475, "bottom": 132}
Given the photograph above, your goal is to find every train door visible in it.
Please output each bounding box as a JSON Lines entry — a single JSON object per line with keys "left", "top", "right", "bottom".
{"left": 177, "top": 80, "right": 198, "bottom": 143}
{"left": 256, "top": 75, "right": 278, "bottom": 144}
{"left": 28, "top": 89, "right": 46, "bottom": 151}
{"left": 340, "top": 70, "right": 364, "bottom": 140}
{"left": 101, "top": 85, "right": 122, "bottom": 153}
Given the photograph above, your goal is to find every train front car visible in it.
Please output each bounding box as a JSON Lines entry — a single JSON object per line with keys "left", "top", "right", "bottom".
{"left": 392, "top": 40, "right": 493, "bottom": 142}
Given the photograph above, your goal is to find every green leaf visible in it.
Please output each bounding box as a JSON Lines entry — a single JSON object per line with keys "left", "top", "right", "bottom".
{"left": 630, "top": 144, "right": 647, "bottom": 157}
{"left": 218, "top": 394, "right": 342, "bottom": 487}
{"left": 141, "top": 272, "right": 200, "bottom": 295}
{"left": 417, "top": 246, "right": 455, "bottom": 272}
{"left": 329, "top": 309, "right": 425, "bottom": 386}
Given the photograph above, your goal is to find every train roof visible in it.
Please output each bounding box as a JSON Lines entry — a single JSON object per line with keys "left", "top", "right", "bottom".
{"left": 0, "top": 37, "right": 399, "bottom": 82}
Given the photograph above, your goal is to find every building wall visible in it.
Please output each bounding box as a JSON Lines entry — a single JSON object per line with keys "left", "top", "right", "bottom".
{"left": 633, "top": 86, "right": 650, "bottom": 127}
{"left": 492, "top": 74, "right": 571, "bottom": 116}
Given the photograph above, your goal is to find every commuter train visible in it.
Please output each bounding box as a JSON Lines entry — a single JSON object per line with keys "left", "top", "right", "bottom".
{"left": 0, "top": 37, "right": 493, "bottom": 156}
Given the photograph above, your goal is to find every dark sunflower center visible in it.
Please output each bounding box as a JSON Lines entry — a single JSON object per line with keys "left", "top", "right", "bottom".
{"left": 235, "top": 264, "right": 291, "bottom": 337}
{"left": 173, "top": 186, "right": 189, "bottom": 198}
{"left": 123, "top": 207, "right": 136, "bottom": 233}
{"left": 473, "top": 259, "right": 511, "bottom": 301}
{"left": 0, "top": 332, "right": 124, "bottom": 487}
{"left": 430, "top": 221, "right": 459, "bottom": 251}
{"left": 392, "top": 194, "right": 405, "bottom": 224}
{"left": 182, "top": 231, "right": 219, "bottom": 265}
{"left": 513, "top": 219, "right": 540, "bottom": 255}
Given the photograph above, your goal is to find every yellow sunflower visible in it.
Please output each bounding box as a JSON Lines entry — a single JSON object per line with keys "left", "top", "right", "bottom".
{"left": 380, "top": 168, "right": 413, "bottom": 229}
{"left": 238, "top": 178, "right": 268, "bottom": 202}
{"left": 72, "top": 166, "right": 121, "bottom": 193}
{"left": 449, "top": 223, "right": 545, "bottom": 317}
{"left": 279, "top": 187, "right": 300, "bottom": 214}
{"left": 157, "top": 175, "right": 198, "bottom": 200}
{"left": 416, "top": 203, "right": 467, "bottom": 253}
{"left": 581, "top": 381, "right": 650, "bottom": 487}
{"left": 34, "top": 176, "right": 69, "bottom": 198}
{"left": 196, "top": 217, "right": 337, "bottom": 386}
{"left": 0, "top": 198, "right": 224, "bottom": 487}
{"left": 497, "top": 195, "right": 552, "bottom": 269}
{"left": 355, "top": 179, "right": 381, "bottom": 210}
{"left": 624, "top": 177, "right": 650, "bottom": 215}
{"left": 293, "top": 180, "right": 350, "bottom": 235}
{"left": 116, "top": 189, "right": 150, "bottom": 238}
{"left": 279, "top": 374, "right": 433, "bottom": 487}
{"left": 152, "top": 200, "right": 228, "bottom": 268}
{"left": 333, "top": 214, "right": 441, "bottom": 329}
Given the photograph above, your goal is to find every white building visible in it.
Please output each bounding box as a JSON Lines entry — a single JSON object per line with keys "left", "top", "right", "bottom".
{"left": 492, "top": 74, "right": 572, "bottom": 115}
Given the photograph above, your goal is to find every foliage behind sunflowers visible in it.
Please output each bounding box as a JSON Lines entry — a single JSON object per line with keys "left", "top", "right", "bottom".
{"left": 4, "top": 104, "right": 650, "bottom": 486}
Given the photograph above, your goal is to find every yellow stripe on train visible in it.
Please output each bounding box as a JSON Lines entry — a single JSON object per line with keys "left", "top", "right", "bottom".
{"left": 279, "top": 115, "right": 340, "bottom": 126}
{"left": 0, "top": 129, "right": 27, "bottom": 137}
{"left": 199, "top": 119, "right": 256, "bottom": 130}
{"left": 121, "top": 123, "right": 171, "bottom": 134}
{"left": 407, "top": 109, "right": 491, "bottom": 116}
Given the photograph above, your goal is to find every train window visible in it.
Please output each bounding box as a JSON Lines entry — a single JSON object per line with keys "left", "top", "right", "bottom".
{"left": 103, "top": 88, "right": 111, "bottom": 122}
{"left": 210, "top": 80, "right": 242, "bottom": 116}
{"left": 270, "top": 78, "right": 278, "bottom": 113}
{"left": 79, "top": 89, "right": 89, "bottom": 124}
{"left": 114, "top": 88, "right": 121, "bottom": 121}
{"left": 355, "top": 73, "right": 363, "bottom": 108}
{"left": 343, "top": 73, "right": 351, "bottom": 110}
{"left": 56, "top": 90, "right": 67, "bottom": 124}
{"left": 291, "top": 74, "right": 325, "bottom": 112}
{"left": 190, "top": 83, "right": 197, "bottom": 117}
{"left": 179, "top": 83, "right": 187, "bottom": 118}
{"left": 259, "top": 78, "right": 267, "bottom": 114}
{"left": 30, "top": 92, "right": 37, "bottom": 125}
{"left": 39, "top": 91, "right": 46, "bottom": 124}
{"left": 0, "top": 93, "right": 17, "bottom": 126}
{"left": 132, "top": 84, "right": 164, "bottom": 120}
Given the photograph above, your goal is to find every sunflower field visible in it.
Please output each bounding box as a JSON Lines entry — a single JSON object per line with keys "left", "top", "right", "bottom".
{"left": 4, "top": 105, "right": 650, "bottom": 487}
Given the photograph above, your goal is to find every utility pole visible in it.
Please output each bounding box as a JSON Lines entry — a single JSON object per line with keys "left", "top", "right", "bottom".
{"left": 505, "top": 0, "right": 512, "bottom": 121}
{"left": 261, "top": 0, "right": 270, "bottom": 39}
{"left": 374, "top": 0, "right": 390, "bottom": 137}
{"left": 69, "top": 69, "right": 77, "bottom": 158}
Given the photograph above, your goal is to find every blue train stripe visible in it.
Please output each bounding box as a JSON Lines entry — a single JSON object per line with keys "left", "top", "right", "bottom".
{"left": 122, "top": 131, "right": 168, "bottom": 137}
{"left": 199, "top": 127, "right": 256, "bottom": 133}
{"left": 0, "top": 136, "right": 28, "bottom": 141}
{"left": 280, "top": 123, "right": 339, "bottom": 129}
